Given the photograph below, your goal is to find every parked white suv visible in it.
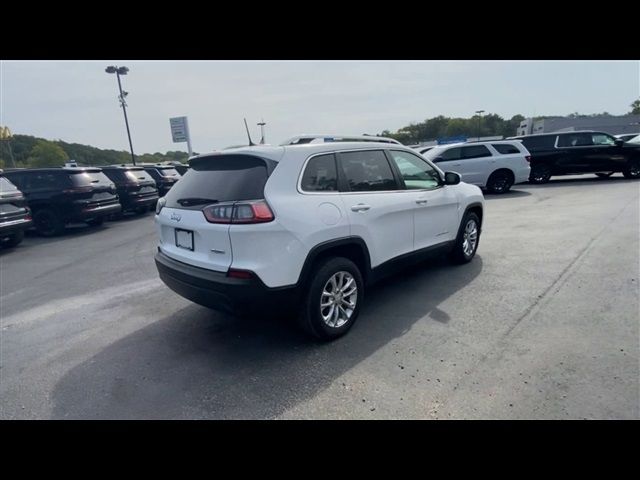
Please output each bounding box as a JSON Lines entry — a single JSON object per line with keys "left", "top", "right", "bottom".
{"left": 154, "top": 136, "right": 485, "bottom": 340}
{"left": 421, "top": 141, "right": 531, "bottom": 193}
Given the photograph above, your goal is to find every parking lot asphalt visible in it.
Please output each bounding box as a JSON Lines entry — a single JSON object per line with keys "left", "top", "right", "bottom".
{"left": 1, "top": 175, "right": 638, "bottom": 419}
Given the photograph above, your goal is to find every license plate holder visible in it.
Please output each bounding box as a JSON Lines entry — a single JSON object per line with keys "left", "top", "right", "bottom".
{"left": 175, "top": 228, "right": 194, "bottom": 251}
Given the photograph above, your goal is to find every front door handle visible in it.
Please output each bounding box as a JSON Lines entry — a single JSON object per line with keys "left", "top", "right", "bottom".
{"left": 351, "top": 204, "right": 371, "bottom": 212}
{"left": 415, "top": 199, "right": 429, "bottom": 205}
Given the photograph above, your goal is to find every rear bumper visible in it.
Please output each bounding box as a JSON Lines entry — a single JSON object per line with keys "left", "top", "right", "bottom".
{"left": 0, "top": 216, "right": 33, "bottom": 235}
{"left": 71, "top": 202, "right": 121, "bottom": 221}
{"left": 154, "top": 249, "right": 299, "bottom": 315}
{"left": 121, "top": 194, "right": 159, "bottom": 211}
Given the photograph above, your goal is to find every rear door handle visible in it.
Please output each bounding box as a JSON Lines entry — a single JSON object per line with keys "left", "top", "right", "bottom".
{"left": 415, "top": 199, "right": 428, "bottom": 205}
{"left": 351, "top": 204, "right": 371, "bottom": 212}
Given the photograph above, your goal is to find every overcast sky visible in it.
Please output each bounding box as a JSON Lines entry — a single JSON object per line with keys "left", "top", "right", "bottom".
{"left": 1, "top": 61, "right": 638, "bottom": 154}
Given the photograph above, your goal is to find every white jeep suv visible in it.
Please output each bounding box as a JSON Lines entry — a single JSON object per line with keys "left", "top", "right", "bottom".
{"left": 421, "top": 140, "right": 531, "bottom": 194}
{"left": 154, "top": 136, "right": 485, "bottom": 340}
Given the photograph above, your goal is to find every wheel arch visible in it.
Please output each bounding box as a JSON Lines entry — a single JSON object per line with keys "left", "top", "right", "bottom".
{"left": 297, "top": 237, "right": 372, "bottom": 288}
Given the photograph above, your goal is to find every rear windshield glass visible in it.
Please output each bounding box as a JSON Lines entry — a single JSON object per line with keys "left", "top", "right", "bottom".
{"left": 0, "top": 176, "right": 19, "bottom": 193}
{"left": 125, "top": 169, "right": 155, "bottom": 183}
{"left": 70, "top": 171, "right": 113, "bottom": 187}
{"left": 158, "top": 168, "right": 180, "bottom": 177}
{"left": 164, "top": 155, "right": 271, "bottom": 209}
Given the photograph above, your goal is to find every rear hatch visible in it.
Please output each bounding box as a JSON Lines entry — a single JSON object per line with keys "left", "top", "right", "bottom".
{"left": 123, "top": 168, "right": 158, "bottom": 198}
{"left": 67, "top": 170, "right": 118, "bottom": 206}
{"left": 0, "top": 176, "right": 30, "bottom": 223}
{"left": 156, "top": 154, "right": 276, "bottom": 272}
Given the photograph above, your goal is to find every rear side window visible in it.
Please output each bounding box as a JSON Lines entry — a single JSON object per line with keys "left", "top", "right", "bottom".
{"left": 338, "top": 150, "right": 397, "bottom": 192}
{"left": 25, "top": 172, "right": 69, "bottom": 190}
{"left": 70, "top": 171, "right": 113, "bottom": 187}
{"left": 165, "top": 155, "right": 271, "bottom": 209}
{"left": 301, "top": 154, "right": 338, "bottom": 192}
{"left": 520, "top": 135, "right": 557, "bottom": 152}
{"left": 492, "top": 144, "right": 521, "bottom": 154}
{"left": 461, "top": 145, "right": 492, "bottom": 159}
{"left": 0, "top": 176, "right": 19, "bottom": 193}
{"left": 557, "top": 133, "right": 593, "bottom": 147}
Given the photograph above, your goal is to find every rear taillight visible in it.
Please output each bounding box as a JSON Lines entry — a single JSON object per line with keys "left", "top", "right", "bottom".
{"left": 525, "top": 155, "right": 531, "bottom": 163}
{"left": 202, "top": 200, "right": 274, "bottom": 224}
{"left": 155, "top": 197, "right": 166, "bottom": 214}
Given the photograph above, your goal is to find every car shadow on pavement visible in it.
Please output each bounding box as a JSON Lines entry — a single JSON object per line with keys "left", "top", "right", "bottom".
{"left": 525, "top": 175, "right": 638, "bottom": 188}
{"left": 483, "top": 189, "right": 531, "bottom": 199}
{"left": 51, "top": 255, "right": 483, "bottom": 419}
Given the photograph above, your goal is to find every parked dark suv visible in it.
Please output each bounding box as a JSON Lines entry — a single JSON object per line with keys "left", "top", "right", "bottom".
{"left": 139, "top": 164, "right": 181, "bottom": 197}
{"left": 101, "top": 165, "right": 159, "bottom": 214}
{"left": 0, "top": 172, "right": 32, "bottom": 248}
{"left": 172, "top": 164, "right": 190, "bottom": 176}
{"left": 3, "top": 167, "right": 121, "bottom": 236}
{"left": 511, "top": 131, "right": 640, "bottom": 183}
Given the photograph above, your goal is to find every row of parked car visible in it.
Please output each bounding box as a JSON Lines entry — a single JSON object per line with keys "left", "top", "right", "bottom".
{"left": 412, "top": 131, "right": 640, "bottom": 190}
{"left": 0, "top": 162, "right": 190, "bottom": 247}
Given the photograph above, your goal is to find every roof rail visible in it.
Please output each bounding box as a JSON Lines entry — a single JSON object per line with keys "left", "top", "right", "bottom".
{"left": 280, "top": 134, "right": 401, "bottom": 146}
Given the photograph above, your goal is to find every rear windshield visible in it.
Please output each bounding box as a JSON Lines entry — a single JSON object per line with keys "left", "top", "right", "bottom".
{"left": 125, "top": 169, "right": 155, "bottom": 183}
{"left": 0, "top": 176, "right": 19, "bottom": 193}
{"left": 70, "top": 171, "right": 113, "bottom": 187}
{"left": 164, "top": 155, "right": 271, "bottom": 209}
{"left": 158, "top": 168, "right": 180, "bottom": 177}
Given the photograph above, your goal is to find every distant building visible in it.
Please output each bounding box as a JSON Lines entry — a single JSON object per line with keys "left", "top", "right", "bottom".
{"left": 517, "top": 115, "right": 640, "bottom": 136}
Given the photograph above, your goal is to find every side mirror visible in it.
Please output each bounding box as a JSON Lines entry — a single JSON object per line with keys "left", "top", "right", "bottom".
{"left": 433, "top": 156, "right": 445, "bottom": 163}
{"left": 614, "top": 139, "right": 624, "bottom": 146}
{"left": 444, "top": 171, "right": 461, "bottom": 185}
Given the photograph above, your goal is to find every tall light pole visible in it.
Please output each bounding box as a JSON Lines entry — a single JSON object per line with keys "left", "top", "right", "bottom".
{"left": 257, "top": 118, "right": 266, "bottom": 144}
{"left": 475, "top": 110, "right": 485, "bottom": 141}
{"left": 106, "top": 65, "right": 136, "bottom": 165}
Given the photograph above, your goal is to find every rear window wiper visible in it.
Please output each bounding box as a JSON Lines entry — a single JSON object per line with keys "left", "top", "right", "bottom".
{"left": 176, "top": 197, "right": 219, "bottom": 206}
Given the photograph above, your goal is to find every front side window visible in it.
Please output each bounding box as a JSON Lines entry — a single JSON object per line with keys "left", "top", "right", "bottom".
{"left": 301, "top": 154, "right": 338, "bottom": 192}
{"left": 338, "top": 150, "right": 397, "bottom": 192}
{"left": 591, "top": 133, "right": 616, "bottom": 146}
{"left": 389, "top": 150, "right": 441, "bottom": 190}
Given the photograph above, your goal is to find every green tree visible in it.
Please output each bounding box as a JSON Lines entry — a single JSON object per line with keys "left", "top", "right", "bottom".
{"left": 27, "top": 140, "right": 69, "bottom": 167}
{"left": 630, "top": 99, "right": 640, "bottom": 115}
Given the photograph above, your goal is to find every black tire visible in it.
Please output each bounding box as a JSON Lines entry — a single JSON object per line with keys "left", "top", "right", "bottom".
{"left": 529, "top": 164, "right": 552, "bottom": 184}
{"left": 86, "top": 217, "right": 105, "bottom": 227}
{"left": 135, "top": 206, "right": 148, "bottom": 214}
{"left": 595, "top": 172, "right": 614, "bottom": 178}
{"left": 33, "top": 209, "right": 64, "bottom": 237}
{"left": 450, "top": 212, "right": 481, "bottom": 264}
{"left": 622, "top": 159, "right": 640, "bottom": 179}
{"left": 1, "top": 230, "right": 24, "bottom": 248}
{"left": 486, "top": 170, "right": 514, "bottom": 194}
{"left": 298, "top": 257, "right": 364, "bottom": 341}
